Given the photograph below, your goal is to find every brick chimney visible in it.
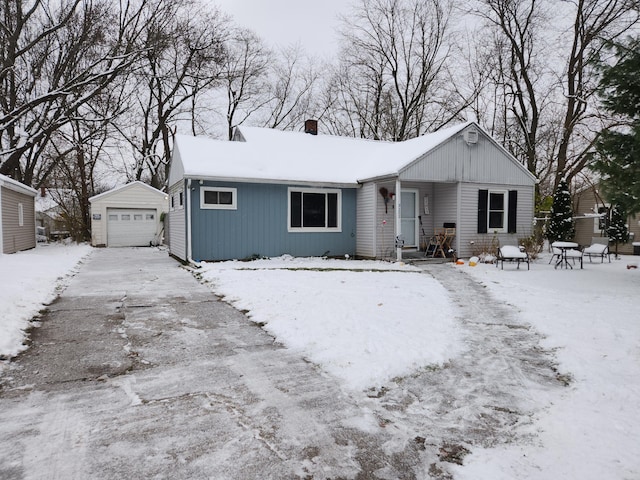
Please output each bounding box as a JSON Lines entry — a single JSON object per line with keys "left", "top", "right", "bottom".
{"left": 304, "top": 119, "right": 318, "bottom": 135}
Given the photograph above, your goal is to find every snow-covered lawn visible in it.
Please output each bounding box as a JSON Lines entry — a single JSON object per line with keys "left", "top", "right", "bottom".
{"left": 0, "top": 243, "right": 93, "bottom": 359}
{"left": 199, "top": 253, "right": 640, "bottom": 479}
{"left": 198, "top": 256, "right": 462, "bottom": 391}
{"left": 2, "top": 247, "right": 639, "bottom": 478}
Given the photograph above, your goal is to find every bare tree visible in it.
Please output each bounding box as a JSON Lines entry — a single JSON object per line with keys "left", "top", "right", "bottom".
{"left": 0, "top": 0, "right": 149, "bottom": 187}
{"left": 470, "top": 0, "right": 639, "bottom": 194}
{"left": 553, "top": 0, "right": 639, "bottom": 191}
{"left": 117, "top": 0, "right": 227, "bottom": 189}
{"left": 261, "top": 45, "right": 321, "bottom": 131}
{"left": 331, "top": 0, "right": 469, "bottom": 141}
{"left": 220, "top": 27, "right": 272, "bottom": 140}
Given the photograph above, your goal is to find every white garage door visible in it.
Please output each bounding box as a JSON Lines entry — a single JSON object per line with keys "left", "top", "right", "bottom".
{"left": 107, "top": 208, "right": 158, "bottom": 247}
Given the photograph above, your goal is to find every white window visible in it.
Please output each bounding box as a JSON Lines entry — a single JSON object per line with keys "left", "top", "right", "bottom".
{"left": 171, "top": 189, "right": 184, "bottom": 211}
{"left": 488, "top": 190, "right": 508, "bottom": 232}
{"left": 121, "top": 214, "right": 131, "bottom": 220}
{"left": 146, "top": 213, "right": 155, "bottom": 220}
{"left": 288, "top": 187, "right": 341, "bottom": 232}
{"left": 109, "top": 214, "right": 118, "bottom": 221}
{"left": 134, "top": 214, "right": 143, "bottom": 221}
{"left": 200, "top": 187, "right": 237, "bottom": 210}
{"left": 18, "top": 203, "right": 24, "bottom": 226}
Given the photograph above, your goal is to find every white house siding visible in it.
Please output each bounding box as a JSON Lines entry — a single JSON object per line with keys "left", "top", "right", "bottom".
{"left": 1, "top": 186, "right": 36, "bottom": 254}
{"left": 90, "top": 182, "right": 167, "bottom": 247}
{"left": 168, "top": 181, "right": 186, "bottom": 261}
{"left": 400, "top": 126, "right": 534, "bottom": 186}
{"left": 373, "top": 180, "right": 397, "bottom": 259}
{"left": 458, "top": 182, "right": 534, "bottom": 258}
{"left": 356, "top": 183, "right": 376, "bottom": 258}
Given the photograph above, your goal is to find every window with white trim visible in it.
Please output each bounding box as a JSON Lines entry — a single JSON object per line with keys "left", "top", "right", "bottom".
{"left": 488, "top": 190, "right": 507, "bottom": 231}
{"left": 18, "top": 203, "right": 24, "bottom": 226}
{"left": 200, "top": 187, "right": 237, "bottom": 210}
{"left": 478, "top": 189, "right": 516, "bottom": 234}
{"left": 288, "top": 187, "right": 341, "bottom": 232}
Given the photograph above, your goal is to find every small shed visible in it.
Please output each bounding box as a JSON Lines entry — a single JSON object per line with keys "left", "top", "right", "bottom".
{"left": 0, "top": 173, "right": 37, "bottom": 254}
{"left": 89, "top": 182, "right": 168, "bottom": 247}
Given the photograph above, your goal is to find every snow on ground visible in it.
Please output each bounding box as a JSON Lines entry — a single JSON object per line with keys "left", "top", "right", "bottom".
{"left": 0, "top": 243, "right": 92, "bottom": 359}
{"left": 451, "top": 254, "right": 640, "bottom": 480}
{"left": 198, "top": 255, "right": 463, "bottom": 391}
{"left": 2, "top": 247, "right": 640, "bottom": 478}
{"left": 199, "top": 253, "right": 640, "bottom": 478}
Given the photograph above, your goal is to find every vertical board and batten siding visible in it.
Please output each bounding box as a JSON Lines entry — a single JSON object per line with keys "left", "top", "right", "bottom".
{"left": 90, "top": 183, "right": 168, "bottom": 247}
{"left": 399, "top": 127, "right": 535, "bottom": 186}
{"left": 168, "top": 181, "right": 187, "bottom": 261}
{"left": 457, "top": 182, "right": 534, "bottom": 258}
{"left": 190, "top": 181, "right": 357, "bottom": 261}
{"left": 1, "top": 187, "right": 36, "bottom": 254}
{"left": 356, "top": 182, "right": 376, "bottom": 258}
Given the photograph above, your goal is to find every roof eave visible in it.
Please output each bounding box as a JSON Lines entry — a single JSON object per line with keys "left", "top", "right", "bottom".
{"left": 184, "top": 174, "right": 360, "bottom": 189}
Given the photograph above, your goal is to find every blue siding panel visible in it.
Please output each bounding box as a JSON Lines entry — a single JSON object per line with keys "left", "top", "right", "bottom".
{"left": 190, "top": 181, "right": 357, "bottom": 261}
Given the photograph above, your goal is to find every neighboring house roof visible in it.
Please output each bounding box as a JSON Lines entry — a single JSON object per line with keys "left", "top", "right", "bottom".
{"left": 171, "top": 121, "right": 536, "bottom": 187}
{"left": 35, "top": 188, "right": 75, "bottom": 215}
{"left": 0, "top": 173, "right": 37, "bottom": 197}
{"left": 89, "top": 181, "right": 167, "bottom": 202}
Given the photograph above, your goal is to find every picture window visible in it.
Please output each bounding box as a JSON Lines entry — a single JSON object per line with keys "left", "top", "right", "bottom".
{"left": 288, "top": 188, "right": 341, "bottom": 232}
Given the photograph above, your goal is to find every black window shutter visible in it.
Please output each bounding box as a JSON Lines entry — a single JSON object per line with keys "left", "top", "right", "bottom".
{"left": 508, "top": 190, "right": 518, "bottom": 233}
{"left": 477, "top": 189, "right": 488, "bottom": 233}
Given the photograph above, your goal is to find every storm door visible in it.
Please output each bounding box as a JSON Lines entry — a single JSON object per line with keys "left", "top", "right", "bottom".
{"left": 400, "top": 189, "right": 419, "bottom": 247}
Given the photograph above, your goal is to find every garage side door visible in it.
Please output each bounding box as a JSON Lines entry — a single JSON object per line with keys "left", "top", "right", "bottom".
{"left": 107, "top": 208, "right": 157, "bottom": 247}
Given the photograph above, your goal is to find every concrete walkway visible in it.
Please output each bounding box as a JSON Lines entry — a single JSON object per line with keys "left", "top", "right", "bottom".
{"left": 0, "top": 248, "right": 564, "bottom": 479}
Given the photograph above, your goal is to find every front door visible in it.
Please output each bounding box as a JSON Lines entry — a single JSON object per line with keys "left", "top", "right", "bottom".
{"left": 400, "top": 189, "right": 419, "bottom": 247}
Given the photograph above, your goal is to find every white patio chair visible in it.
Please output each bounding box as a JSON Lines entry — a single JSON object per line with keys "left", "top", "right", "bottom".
{"left": 496, "top": 245, "right": 530, "bottom": 270}
{"left": 582, "top": 238, "right": 611, "bottom": 263}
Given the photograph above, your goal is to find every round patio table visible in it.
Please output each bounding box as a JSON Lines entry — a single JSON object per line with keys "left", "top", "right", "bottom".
{"left": 551, "top": 241, "right": 581, "bottom": 269}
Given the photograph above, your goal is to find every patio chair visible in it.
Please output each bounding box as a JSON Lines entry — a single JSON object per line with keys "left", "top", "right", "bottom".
{"left": 582, "top": 237, "right": 611, "bottom": 263}
{"left": 496, "top": 244, "right": 530, "bottom": 270}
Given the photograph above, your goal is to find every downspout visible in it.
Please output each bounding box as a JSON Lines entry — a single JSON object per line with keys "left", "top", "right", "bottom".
{"left": 186, "top": 178, "right": 195, "bottom": 264}
{"left": 395, "top": 178, "right": 402, "bottom": 261}
{"left": 456, "top": 181, "right": 462, "bottom": 257}
{"left": 0, "top": 185, "right": 3, "bottom": 254}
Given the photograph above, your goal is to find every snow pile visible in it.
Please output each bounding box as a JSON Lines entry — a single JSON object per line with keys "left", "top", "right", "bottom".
{"left": 0, "top": 244, "right": 92, "bottom": 358}
{"left": 199, "top": 256, "right": 462, "bottom": 391}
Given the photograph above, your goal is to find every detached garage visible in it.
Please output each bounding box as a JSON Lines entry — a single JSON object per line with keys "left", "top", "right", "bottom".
{"left": 90, "top": 182, "right": 168, "bottom": 247}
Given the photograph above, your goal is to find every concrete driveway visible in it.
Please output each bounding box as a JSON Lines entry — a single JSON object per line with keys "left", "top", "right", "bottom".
{"left": 0, "top": 248, "right": 564, "bottom": 479}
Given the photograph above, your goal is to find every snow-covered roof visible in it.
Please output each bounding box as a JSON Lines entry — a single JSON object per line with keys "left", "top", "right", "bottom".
{"left": 89, "top": 181, "right": 166, "bottom": 202}
{"left": 172, "top": 122, "right": 474, "bottom": 186}
{"left": 0, "top": 173, "right": 37, "bottom": 197}
{"left": 35, "top": 188, "right": 73, "bottom": 214}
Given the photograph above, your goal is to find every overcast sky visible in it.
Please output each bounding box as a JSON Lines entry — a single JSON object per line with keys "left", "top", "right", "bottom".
{"left": 211, "top": 0, "right": 352, "bottom": 57}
